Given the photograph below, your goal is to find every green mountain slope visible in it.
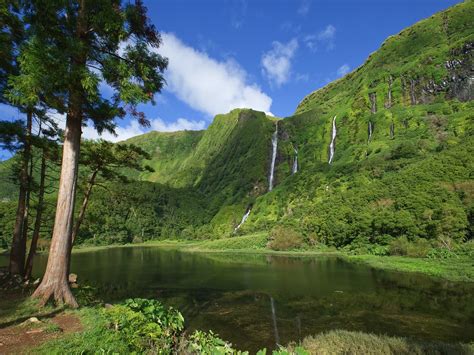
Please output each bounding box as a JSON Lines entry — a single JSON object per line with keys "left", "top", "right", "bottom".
{"left": 0, "top": 1, "right": 472, "bottom": 249}
{"left": 238, "top": 0, "right": 474, "bottom": 247}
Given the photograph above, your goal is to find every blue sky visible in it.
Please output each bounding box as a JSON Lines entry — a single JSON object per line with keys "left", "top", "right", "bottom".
{"left": 0, "top": 0, "right": 462, "bottom": 159}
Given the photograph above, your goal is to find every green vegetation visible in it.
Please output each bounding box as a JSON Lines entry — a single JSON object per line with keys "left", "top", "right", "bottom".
{"left": 2, "top": 2, "right": 472, "bottom": 254}
{"left": 0, "top": 0, "right": 473, "bottom": 296}
{"left": 37, "top": 298, "right": 237, "bottom": 355}
{"left": 1, "top": 294, "right": 470, "bottom": 354}
{"left": 285, "top": 330, "right": 474, "bottom": 355}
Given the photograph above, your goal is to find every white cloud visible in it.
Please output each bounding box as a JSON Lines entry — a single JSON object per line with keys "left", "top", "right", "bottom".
{"left": 50, "top": 112, "right": 205, "bottom": 143}
{"left": 157, "top": 33, "right": 272, "bottom": 117}
{"left": 295, "top": 73, "right": 309, "bottom": 82}
{"left": 82, "top": 118, "right": 206, "bottom": 142}
{"left": 297, "top": 0, "right": 311, "bottom": 16}
{"left": 318, "top": 25, "right": 336, "bottom": 41}
{"left": 304, "top": 25, "right": 336, "bottom": 52}
{"left": 303, "top": 34, "right": 318, "bottom": 52}
{"left": 261, "top": 39, "right": 298, "bottom": 87}
{"left": 337, "top": 64, "right": 350, "bottom": 77}
{"left": 150, "top": 118, "right": 205, "bottom": 132}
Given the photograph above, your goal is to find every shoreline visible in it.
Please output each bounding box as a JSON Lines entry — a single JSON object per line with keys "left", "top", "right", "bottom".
{"left": 2, "top": 236, "right": 472, "bottom": 283}
{"left": 68, "top": 237, "right": 474, "bottom": 283}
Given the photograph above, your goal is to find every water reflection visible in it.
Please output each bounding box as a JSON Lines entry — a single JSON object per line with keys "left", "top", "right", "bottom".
{"left": 1, "top": 247, "right": 473, "bottom": 352}
{"left": 270, "top": 296, "right": 280, "bottom": 345}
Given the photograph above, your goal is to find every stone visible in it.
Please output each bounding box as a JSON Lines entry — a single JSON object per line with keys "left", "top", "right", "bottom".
{"left": 68, "top": 273, "right": 78, "bottom": 283}
{"left": 104, "top": 303, "right": 113, "bottom": 309}
{"left": 71, "top": 283, "right": 79, "bottom": 289}
{"left": 27, "top": 317, "right": 41, "bottom": 323}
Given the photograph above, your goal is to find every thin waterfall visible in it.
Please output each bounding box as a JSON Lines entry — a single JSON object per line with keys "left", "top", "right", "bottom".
{"left": 234, "top": 208, "right": 251, "bottom": 232}
{"left": 292, "top": 147, "right": 298, "bottom": 174}
{"left": 328, "top": 115, "right": 337, "bottom": 164}
{"left": 270, "top": 297, "right": 280, "bottom": 345}
{"left": 368, "top": 121, "right": 373, "bottom": 143}
{"left": 268, "top": 122, "right": 278, "bottom": 191}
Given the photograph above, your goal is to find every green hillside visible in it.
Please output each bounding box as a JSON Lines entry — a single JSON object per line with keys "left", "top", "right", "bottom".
{"left": 0, "top": 1, "right": 473, "bottom": 251}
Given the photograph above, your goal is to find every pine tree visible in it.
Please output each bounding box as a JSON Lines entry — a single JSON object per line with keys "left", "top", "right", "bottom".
{"left": 9, "top": 0, "right": 167, "bottom": 306}
{"left": 72, "top": 139, "right": 153, "bottom": 244}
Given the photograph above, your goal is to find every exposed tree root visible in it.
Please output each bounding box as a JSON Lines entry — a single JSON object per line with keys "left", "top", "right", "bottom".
{"left": 32, "top": 279, "right": 78, "bottom": 308}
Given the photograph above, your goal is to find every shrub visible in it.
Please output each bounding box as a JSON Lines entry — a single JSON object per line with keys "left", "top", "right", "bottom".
{"left": 267, "top": 226, "right": 305, "bottom": 251}
{"left": 342, "top": 236, "right": 389, "bottom": 256}
{"left": 427, "top": 248, "right": 457, "bottom": 259}
{"left": 180, "top": 330, "right": 235, "bottom": 354}
{"left": 104, "top": 298, "right": 184, "bottom": 353}
{"left": 284, "top": 330, "right": 474, "bottom": 354}
{"left": 390, "top": 141, "right": 418, "bottom": 159}
{"left": 389, "top": 237, "right": 432, "bottom": 257}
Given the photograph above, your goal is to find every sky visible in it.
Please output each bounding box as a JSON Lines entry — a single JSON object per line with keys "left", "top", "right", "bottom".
{"left": 0, "top": 0, "right": 462, "bottom": 159}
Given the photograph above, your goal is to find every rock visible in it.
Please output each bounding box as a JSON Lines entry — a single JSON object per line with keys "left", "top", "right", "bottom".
{"left": 104, "top": 303, "right": 113, "bottom": 309}
{"left": 70, "top": 283, "right": 79, "bottom": 289}
{"left": 33, "top": 278, "right": 40, "bottom": 285}
{"left": 27, "top": 317, "right": 41, "bottom": 324}
{"left": 68, "top": 273, "right": 78, "bottom": 283}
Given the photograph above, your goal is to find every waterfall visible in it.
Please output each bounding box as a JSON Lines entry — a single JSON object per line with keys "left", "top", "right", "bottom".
{"left": 270, "top": 297, "right": 280, "bottom": 345}
{"left": 292, "top": 147, "right": 298, "bottom": 174}
{"left": 328, "top": 115, "right": 337, "bottom": 164}
{"left": 268, "top": 122, "right": 278, "bottom": 191}
{"left": 234, "top": 208, "right": 251, "bottom": 232}
{"left": 368, "top": 121, "right": 373, "bottom": 143}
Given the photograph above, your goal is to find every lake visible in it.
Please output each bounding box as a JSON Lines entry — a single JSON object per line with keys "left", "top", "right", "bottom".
{"left": 2, "top": 247, "right": 474, "bottom": 352}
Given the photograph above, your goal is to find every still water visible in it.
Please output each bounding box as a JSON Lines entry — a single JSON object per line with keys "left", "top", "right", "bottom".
{"left": 6, "top": 247, "right": 474, "bottom": 351}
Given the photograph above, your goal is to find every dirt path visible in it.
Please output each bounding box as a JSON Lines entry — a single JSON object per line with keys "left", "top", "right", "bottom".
{"left": 0, "top": 313, "right": 82, "bottom": 354}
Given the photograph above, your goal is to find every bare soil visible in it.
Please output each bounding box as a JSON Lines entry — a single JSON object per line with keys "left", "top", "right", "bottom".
{"left": 0, "top": 313, "right": 82, "bottom": 354}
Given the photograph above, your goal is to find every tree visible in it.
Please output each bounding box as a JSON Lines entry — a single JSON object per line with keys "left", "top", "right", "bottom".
{"left": 0, "top": 117, "right": 31, "bottom": 276}
{"left": 72, "top": 139, "right": 152, "bottom": 244}
{"left": 24, "top": 122, "right": 61, "bottom": 280}
{"left": 0, "top": 0, "right": 22, "bottom": 103}
{"left": 0, "top": 0, "right": 29, "bottom": 277}
{"left": 10, "top": 0, "right": 167, "bottom": 306}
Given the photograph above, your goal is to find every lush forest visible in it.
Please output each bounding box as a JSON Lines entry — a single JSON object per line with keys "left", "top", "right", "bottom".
{"left": 1, "top": 0, "right": 473, "bottom": 259}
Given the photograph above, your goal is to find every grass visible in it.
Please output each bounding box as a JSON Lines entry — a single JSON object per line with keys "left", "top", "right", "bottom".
{"left": 287, "top": 330, "right": 474, "bottom": 355}
{"left": 10, "top": 302, "right": 474, "bottom": 354}
{"left": 1, "top": 293, "right": 469, "bottom": 355}
{"left": 0, "top": 292, "right": 63, "bottom": 328}
{"left": 348, "top": 254, "right": 474, "bottom": 283}
{"left": 35, "top": 307, "right": 129, "bottom": 355}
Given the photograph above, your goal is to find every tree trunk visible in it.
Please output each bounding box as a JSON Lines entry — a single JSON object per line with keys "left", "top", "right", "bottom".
{"left": 25, "top": 150, "right": 47, "bottom": 280}
{"left": 9, "top": 109, "right": 33, "bottom": 276}
{"left": 32, "top": 0, "right": 87, "bottom": 308}
{"left": 71, "top": 169, "right": 98, "bottom": 244}
{"left": 32, "top": 110, "right": 81, "bottom": 307}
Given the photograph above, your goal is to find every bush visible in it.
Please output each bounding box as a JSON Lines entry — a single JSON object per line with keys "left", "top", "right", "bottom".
{"left": 284, "top": 330, "right": 474, "bottom": 354}
{"left": 179, "top": 330, "right": 235, "bottom": 354}
{"left": 427, "top": 248, "right": 457, "bottom": 259}
{"left": 267, "top": 226, "right": 305, "bottom": 251}
{"left": 389, "top": 237, "right": 432, "bottom": 257}
{"left": 104, "top": 298, "right": 184, "bottom": 353}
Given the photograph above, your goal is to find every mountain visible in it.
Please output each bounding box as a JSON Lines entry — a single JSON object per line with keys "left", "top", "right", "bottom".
{"left": 0, "top": 1, "right": 473, "bottom": 249}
